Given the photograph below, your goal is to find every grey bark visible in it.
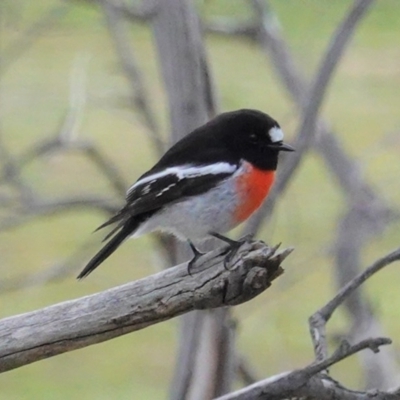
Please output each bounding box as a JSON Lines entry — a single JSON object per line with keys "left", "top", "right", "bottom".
{"left": 0, "top": 240, "right": 290, "bottom": 374}
{"left": 151, "top": 1, "right": 229, "bottom": 398}
{"left": 151, "top": 0, "right": 213, "bottom": 144}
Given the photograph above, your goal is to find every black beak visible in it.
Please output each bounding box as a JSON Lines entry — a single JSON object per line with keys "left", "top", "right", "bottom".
{"left": 268, "top": 141, "right": 295, "bottom": 152}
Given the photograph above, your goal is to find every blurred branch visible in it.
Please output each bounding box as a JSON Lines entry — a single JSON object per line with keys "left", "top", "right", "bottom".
{"left": 59, "top": 53, "right": 90, "bottom": 143}
{"left": 102, "top": 0, "right": 164, "bottom": 155}
{"left": 0, "top": 196, "right": 118, "bottom": 232}
{"left": 333, "top": 208, "right": 400, "bottom": 388}
{"left": 110, "top": 0, "right": 156, "bottom": 22}
{"left": 205, "top": 18, "right": 258, "bottom": 38}
{"left": 310, "top": 247, "right": 400, "bottom": 362}
{"left": 70, "top": 0, "right": 155, "bottom": 22}
{"left": 0, "top": 239, "right": 98, "bottom": 293}
{"left": 236, "top": 355, "right": 259, "bottom": 386}
{"left": 0, "top": 240, "right": 290, "bottom": 373}
{"left": 151, "top": 0, "right": 215, "bottom": 144}
{"left": 12, "top": 136, "right": 127, "bottom": 200}
{"left": 0, "top": 136, "right": 35, "bottom": 205}
{"left": 0, "top": 54, "right": 125, "bottom": 232}
{"left": 186, "top": 308, "right": 236, "bottom": 398}
{"left": 0, "top": 5, "right": 69, "bottom": 76}
{"left": 244, "top": 0, "right": 375, "bottom": 234}
{"left": 209, "top": 0, "right": 394, "bottom": 222}
{"left": 169, "top": 311, "right": 206, "bottom": 400}
{"left": 11, "top": 54, "right": 127, "bottom": 198}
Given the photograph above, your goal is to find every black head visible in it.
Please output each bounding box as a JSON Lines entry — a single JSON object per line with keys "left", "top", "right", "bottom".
{"left": 215, "top": 109, "right": 294, "bottom": 170}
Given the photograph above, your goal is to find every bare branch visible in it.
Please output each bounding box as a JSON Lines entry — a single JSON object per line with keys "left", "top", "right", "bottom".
{"left": 236, "top": 355, "right": 259, "bottom": 385}
{"left": 82, "top": 143, "right": 128, "bottom": 198}
{"left": 102, "top": 0, "right": 164, "bottom": 155}
{"left": 242, "top": 0, "right": 394, "bottom": 220}
{"left": 185, "top": 308, "right": 236, "bottom": 399}
{"left": 151, "top": 0, "right": 215, "bottom": 143}
{"left": 309, "top": 247, "right": 400, "bottom": 362}
{"left": 0, "top": 137, "right": 35, "bottom": 205}
{"left": 250, "top": 0, "right": 306, "bottom": 103}
{"left": 217, "top": 337, "right": 393, "bottom": 400}
{"left": 0, "top": 5, "right": 69, "bottom": 76}
{"left": 169, "top": 312, "right": 206, "bottom": 399}
{"left": 205, "top": 18, "right": 258, "bottom": 39}
{"left": 0, "top": 196, "right": 118, "bottom": 232}
{"left": 244, "top": 0, "right": 375, "bottom": 235}
{"left": 0, "top": 240, "right": 291, "bottom": 373}
{"left": 73, "top": 0, "right": 156, "bottom": 22}
{"left": 0, "top": 239, "right": 98, "bottom": 293}
{"left": 58, "top": 53, "right": 90, "bottom": 143}
{"left": 113, "top": 0, "right": 156, "bottom": 22}
{"left": 213, "top": 249, "right": 400, "bottom": 399}
{"left": 13, "top": 136, "right": 127, "bottom": 199}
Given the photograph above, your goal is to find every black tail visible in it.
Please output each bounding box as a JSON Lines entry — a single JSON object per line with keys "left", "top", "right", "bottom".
{"left": 77, "top": 218, "right": 140, "bottom": 279}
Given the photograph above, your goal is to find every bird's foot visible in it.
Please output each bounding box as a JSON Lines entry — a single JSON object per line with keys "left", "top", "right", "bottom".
{"left": 210, "top": 232, "right": 253, "bottom": 270}
{"left": 187, "top": 240, "right": 206, "bottom": 275}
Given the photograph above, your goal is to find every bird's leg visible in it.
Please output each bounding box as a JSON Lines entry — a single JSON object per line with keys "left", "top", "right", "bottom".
{"left": 210, "top": 232, "right": 252, "bottom": 269}
{"left": 187, "top": 240, "right": 205, "bottom": 275}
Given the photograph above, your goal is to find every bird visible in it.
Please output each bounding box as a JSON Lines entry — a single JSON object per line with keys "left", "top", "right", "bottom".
{"left": 77, "top": 109, "right": 294, "bottom": 279}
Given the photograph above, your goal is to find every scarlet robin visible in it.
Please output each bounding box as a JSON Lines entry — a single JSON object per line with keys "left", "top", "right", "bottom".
{"left": 77, "top": 109, "right": 294, "bottom": 279}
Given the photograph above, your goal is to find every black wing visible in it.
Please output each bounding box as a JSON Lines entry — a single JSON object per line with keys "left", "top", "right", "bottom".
{"left": 98, "top": 164, "right": 238, "bottom": 234}
{"left": 77, "top": 165, "right": 237, "bottom": 279}
{"left": 78, "top": 110, "right": 241, "bottom": 279}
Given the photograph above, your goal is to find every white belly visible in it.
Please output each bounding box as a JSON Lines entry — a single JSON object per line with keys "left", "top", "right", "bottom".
{"left": 133, "top": 178, "right": 239, "bottom": 241}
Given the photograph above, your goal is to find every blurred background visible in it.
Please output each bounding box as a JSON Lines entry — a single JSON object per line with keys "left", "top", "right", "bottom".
{"left": 0, "top": 0, "right": 400, "bottom": 399}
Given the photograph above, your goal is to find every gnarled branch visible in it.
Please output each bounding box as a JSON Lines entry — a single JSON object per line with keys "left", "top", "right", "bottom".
{"left": 0, "top": 240, "right": 291, "bottom": 373}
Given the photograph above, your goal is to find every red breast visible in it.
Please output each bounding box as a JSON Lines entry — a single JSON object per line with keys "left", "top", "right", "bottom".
{"left": 234, "top": 162, "right": 275, "bottom": 223}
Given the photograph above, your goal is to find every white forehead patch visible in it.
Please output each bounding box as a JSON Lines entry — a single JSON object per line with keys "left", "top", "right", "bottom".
{"left": 268, "top": 126, "right": 284, "bottom": 143}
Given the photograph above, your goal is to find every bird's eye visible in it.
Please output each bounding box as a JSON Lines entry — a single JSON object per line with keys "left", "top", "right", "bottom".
{"left": 249, "top": 133, "right": 258, "bottom": 143}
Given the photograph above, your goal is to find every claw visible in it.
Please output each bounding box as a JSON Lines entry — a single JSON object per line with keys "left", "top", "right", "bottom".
{"left": 187, "top": 240, "right": 205, "bottom": 275}
{"left": 210, "top": 232, "right": 249, "bottom": 270}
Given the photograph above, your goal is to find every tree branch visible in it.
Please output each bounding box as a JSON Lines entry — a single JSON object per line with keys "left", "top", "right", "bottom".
{"left": 244, "top": 0, "right": 375, "bottom": 235}
{"left": 0, "top": 240, "right": 291, "bottom": 373}
{"left": 309, "top": 247, "right": 400, "bottom": 362}
{"left": 102, "top": 0, "right": 164, "bottom": 155}
{"left": 217, "top": 337, "right": 393, "bottom": 400}
{"left": 0, "top": 5, "right": 69, "bottom": 76}
{"left": 0, "top": 239, "right": 98, "bottom": 293}
{"left": 212, "top": 248, "right": 400, "bottom": 399}
{"left": 0, "top": 196, "right": 118, "bottom": 232}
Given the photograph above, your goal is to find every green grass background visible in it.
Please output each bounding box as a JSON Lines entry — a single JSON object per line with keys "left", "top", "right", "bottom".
{"left": 1, "top": 0, "right": 400, "bottom": 398}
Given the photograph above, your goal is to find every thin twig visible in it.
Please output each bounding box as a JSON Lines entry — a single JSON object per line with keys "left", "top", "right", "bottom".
{"left": 12, "top": 137, "right": 127, "bottom": 199}
{"left": 0, "top": 196, "right": 118, "bottom": 232}
{"left": 205, "top": 17, "right": 258, "bottom": 38}
{"left": 0, "top": 239, "right": 98, "bottom": 293}
{"left": 0, "top": 137, "right": 35, "bottom": 205}
{"left": 309, "top": 247, "right": 400, "bottom": 362}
